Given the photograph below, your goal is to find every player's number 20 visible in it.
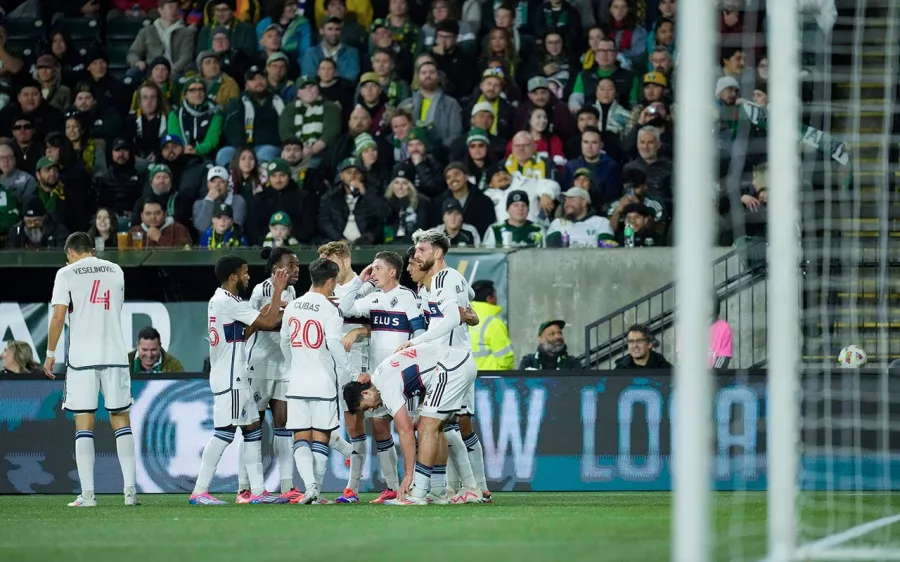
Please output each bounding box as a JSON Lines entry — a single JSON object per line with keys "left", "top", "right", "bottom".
{"left": 289, "top": 318, "right": 324, "bottom": 349}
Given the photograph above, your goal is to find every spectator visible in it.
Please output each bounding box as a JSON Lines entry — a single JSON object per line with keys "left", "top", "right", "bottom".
{"left": 265, "top": 52, "right": 294, "bottom": 100}
{"left": 167, "top": 77, "right": 224, "bottom": 159}
{"left": 263, "top": 211, "right": 300, "bottom": 247}
{"left": 483, "top": 190, "right": 545, "bottom": 248}
{"left": 318, "top": 157, "right": 388, "bottom": 244}
{"left": 605, "top": 0, "right": 647, "bottom": 69}
{"left": 130, "top": 198, "right": 192, "bottom": 248}
{"left": 629, "top": 71, "right": 671, "bottom": 126}
{"left": 247, "top": 158, "right": 317, "bottom": 244}
{"left": 131, "top": 163, "right": 191, "bottom": 227}
{"left": 34, "top": 55, "right": 71, "bottom": 112}
{"left": 528, "top": 31, "right": 575, "bottom": 92}
{"left": 94, "top": 138, "right": 143, "bottom": 219}
{"left": 648, "top": 17, "right": 676, "bottom": 64}
{"left": 709, "top": 294, "right": 733, "bottom": 368}
{"left": 257, "top": 0, "right": 313, "bottom": 63}
{"left": 546, "top": 187, "right": 616, "bottom": 247}
{"left": 624, "top": 99, "right": 673, "bottom": 161}
{"left": 649, "top": 45, "right": 675, "bottom": 79}
{"left": 608, "top": 164, "right": 667, "bottom": 235}
{"left": 401, "top": 60, "right": 463, "bottom": 150}
{"left": 432, "top": 162, "right": 496, "bottom": 236}
{"left": 200, "top": 0, "right": 262, "bottom": 24}
{"left": 0, "top": 141, "right": 36, "bottom": 204}
{"left": 615, "top": 324, "right": 672, "bottom": 369}
{"left": 355, "top": 133, "right": 391, "bottom": 192}
{"left": 210, "top": 27, "right": 252, "bottom": 86}
{"left": 357, "top": 73, "right": 391, "bottom": 136}
{"left": 0, "top": 23, "right": 24, "bottom": 79}
{"left": 387, "top": 108, "right": 415, "bottom": 163}
{"left": 329, "top": 105, "right": 388, "bottom": 174}
{"left": 630, "top": 125, "right": 673, "bottom": 204}
{"left": 429, "top": 20, "right": 477, "bottom": 101}
{"left": 453, "top": 102, "right": 507, "bottom": 164}
{"left": 219, "top": 65, "right": 285, "bottom": 166}
{"left": 616, "top": 202, "right": 665, "bottom": 247}
{"left": 519, "top": 320, "right": 580, "bottom": 370}
{"left": 387, "top": 0, "right": 420, "bottom": 54}
{"left": 157, "top": 133, "right": 208, "bottom": 199}
{"left": 1, "top": 341, "right": 44, "bottom": 377}
{"left": 200, "top": 202, "right": 248, "bottom": 248}
{"left": 316, "top": 58, "right": 356, "bottom": 126}
{"left": 32, "top": 155, "right": 67, "bottom": 228}
{"left": 127, "top": 0, "right": 196, "bottom": 78}
{"left": 278, "top": 75, "right": 341, "bottom": 169}
{"left": 69, "top": 82, "right": 123, "bottom": 145}
{"left": 254, "top": 23, "right": 298, "bottom": 79}
{"left": 128, "top": 58, "right": 176, "bottom": 114}
{"left": 515, "top": 77, "right": 575, "bottom": 140}
{"left": 593, "top": 77, "right": 632, "bottom": 158}
{"left": 84, "top": 47, "right": 129, "bottom": 116}
{"left": 457, "top": 127, "right": 499, "bottom": 191}
{"left": 534, "top": 0, "right": 583, "bottom": 53}
{"left": 463, "top": 69, "right": 515, "bottom": 143}
{"left": 229, "top": 147, "right": 264, "bottom": 200}
{"left": 480, "top": 27, "right": 519, "bottom": 83}
{"left": 280, "top": 139, "right": 328, "bottom": 192}
{"left": 421, "top": 0, "right": 477, "bottom": 53}
{"left": 127, "top": 82, "right": 169, "bottom": 165}
{"left": 314, "top": 0, "right": 373, "bottom": 39}
{"left": 468, "top": 280, "right": 514, "bottom": 371}
{"left": 0, "top": 173, "right": 19, "bottom": 244}
{"left": 562, "top": 126, "right": 621, "bottom": 211}
{"left": 48, "top": 29, "right": 86, "bottom": 91}
{"left": 127, "top": 326, "right": 186, "bottom": 374}
{"left": 436, "top": 198, "right": 480, "bottom": 246}
{"left": 86, "top": 208, "right": 117, "bottom": 249}
{"left": 5, "top": 197, "right": 68, "bottom": 249}
{"left": 497, "top": 132, "right": 560, "bottom": 225}
{"left": 383, "top": 167, "right": 432, "bottom": 244}
{"left": 569, "top": 34, "right": 636, "bottom": 112}
{"left": 198, "top": 0, "right": 257, "bottom": 58}
{"left": 301, "top": 16, "right": 361, "bottom": 82}
{"left": 370, "top": 47, "right": 412, "bottom": 107}
{"left": 0, "top": 79, "right": 65, "bottom": 144}
{"left": 193, "top": 165, "right": 248, "bottom": 232}
{"left": 369, "top": 19, "right": 414, "bottom": 84}
{"left": 65, "top": 114, "right": 107, "bottom": 176}
{"left": 195, "top": 51, "right": 240, "bottom": 108}
{"left": 11, "top": 116, "right": 41, "bottom": 175}
{"left": 390, "top": 127, "right": 445, "bottom": 198}
{"left": 513, "top": 106, "right": 566, "bottom": 171}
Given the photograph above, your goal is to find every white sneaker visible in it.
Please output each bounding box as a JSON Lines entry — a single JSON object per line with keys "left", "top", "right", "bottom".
{"left": 68, "top": 495, "right": 97, "bottom": 507}
{"left": 426, "top": 492, "right": 450, "bottom": 505}
{"left": 296, "top": 488, "right": 319, "bottom": 505}
{"left": 450, "top": 487, "right": 483, "bottom": 504}
{"left": 124, "top": 487, "right": 141, "bottom": 506}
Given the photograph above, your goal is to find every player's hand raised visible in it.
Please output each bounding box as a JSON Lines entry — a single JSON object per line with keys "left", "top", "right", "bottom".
{"left": 359, "top": 263, "right": 374, "bottom": 282}
{"left": 395, "top": 340, "right": 414, "bottom": 353}
{"left": 43, "top": 357, "right": 56, "bottom": 380}
{"left": 272, "top": 267, "right": 289, "bottom": 291}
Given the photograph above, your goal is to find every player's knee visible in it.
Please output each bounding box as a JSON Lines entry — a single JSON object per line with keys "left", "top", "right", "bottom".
{"left": 371, "top": 418, "right": 392, "bottom": 440}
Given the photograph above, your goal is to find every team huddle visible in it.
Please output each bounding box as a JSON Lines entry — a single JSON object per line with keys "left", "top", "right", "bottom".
{"left": 192, "top": 229, "right": 490, "bottom": 505}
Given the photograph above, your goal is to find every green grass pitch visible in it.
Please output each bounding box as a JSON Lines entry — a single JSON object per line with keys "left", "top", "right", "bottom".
{"left": 0, "top": 492, "right": 777, "bottom": 562}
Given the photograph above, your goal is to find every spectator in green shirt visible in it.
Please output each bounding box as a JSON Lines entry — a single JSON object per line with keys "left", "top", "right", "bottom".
{"left": 482, "top": 190, "right": 545, "bottom": 247}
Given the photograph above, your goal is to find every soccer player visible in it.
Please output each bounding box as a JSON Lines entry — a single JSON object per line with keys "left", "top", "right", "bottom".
{"left": 44, "top": 232, "right": 138, "bottom": 507}
{"left": 190, "top": 255, "right": 288, "bottom": 505}
{"left": 404, "top": 229, "right": 490, "bottom": 503}
{"left": 280, "top": 258, "right": 357, "bottom": 504}
{"left": 332, "top": 251, "right": 427, "bottom": 503}
{"left": 342, "top": 342, "right": 479, "bottom": 505}
{"left": 237, "top": 246, "right": 301, "bottom": 504}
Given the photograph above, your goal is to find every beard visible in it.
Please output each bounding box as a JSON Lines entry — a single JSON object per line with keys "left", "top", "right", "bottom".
{"left": 418, "top": 257, "right": 435, "bottom": 272}
{"left": 235, "top": 279, "right": 248, "bottom": 294}
{"left": 541, "top": 340, "right": 565, "bottom": 355}
{"left": 25, "top": 227, "right": 43, "bottom": 244}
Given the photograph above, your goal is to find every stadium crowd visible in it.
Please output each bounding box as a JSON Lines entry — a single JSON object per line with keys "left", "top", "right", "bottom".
{"left": 0, "top": 0, "right": 837, "bottom": 252}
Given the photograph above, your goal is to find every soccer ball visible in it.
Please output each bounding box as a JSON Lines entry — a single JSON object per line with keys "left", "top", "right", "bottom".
{"left": 837, "top": 345, "right": 868, "bottom": 368}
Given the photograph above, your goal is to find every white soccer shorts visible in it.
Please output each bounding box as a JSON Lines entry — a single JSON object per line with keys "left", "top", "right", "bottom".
{"left": 249, "top": 364, "right": 287, "bottom": 411}
{"left": 63, "top": 366, "right": 133, "bottom": 413}
{"left": 287, "top": 398, "right": 339, "bottom": 432}
{"left": 213, "top": 388, "right": 260, "bottom": 428}
{"left": 365, "top": 404, "right": 392, "bottom": 419}
{"left": 420, "top": 354, "right": 477, "bottom": 421}
{"left": 458, "top": 378, "right": 476, "bottom": 417}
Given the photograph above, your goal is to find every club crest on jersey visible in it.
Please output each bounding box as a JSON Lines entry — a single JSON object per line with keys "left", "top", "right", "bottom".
{"left": 390, "top": 297, "right": 399, "bottom": 308}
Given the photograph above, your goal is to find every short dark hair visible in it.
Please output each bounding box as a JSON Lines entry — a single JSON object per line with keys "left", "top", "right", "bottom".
{"left": 215, "top": 255, "right": 247, "bottom": 283}
{"left": 342, "top": 380, "right": 371, "bottom": 413}
{"left": 260, "top": 246, "right": 296, "bottom": 276}
{"left": 64, "top": 232, "right": 93, "bottom": 254}
{"left": 309, "top": 258, "right": 339, "bottom": 287}
{"left": 721, "top": 46, "right": 743, "bottom": 65}
{"left": 374, "top": 251, "right": 404, "bottom": 279}
{"left": 372, "top": 47, "right": 395, "bottom": 61}
{"left": 472, "top": 280, "right": 495, "bottom": 302}
{"left": 626, "top": 323, "right": 653, "bottom": 342}
{"left": 137, "top": 326, "right": 161, "bottom": 342}
{"left": 581, "top": 126, "right": 602, "bottom": 141}
{"left": 142, "top": 198, "right": 164, "bottom": 213}
{"left": 577, "top": 106, "right": 600, "bottom": 120}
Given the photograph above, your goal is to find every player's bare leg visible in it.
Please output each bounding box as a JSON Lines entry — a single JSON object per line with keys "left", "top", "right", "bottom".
{"left": 426, "top": 431, "right": 450, "bottom": 504}
{"left": 336, "top": 412, "right": 366, "bottom": 503}
{"left": 373, "top": 417, "right": 400, "bottom": 495}
{"left": 109, "top": 411, "right": 138, "bottom": 506}
{"left": 190, "top": 426, "right": 236, "bottom": 505}
{"left": 396, "top": 415, "right": 441, "bottom": 503}
{"left": 69, "top": 413, "right": 97, "bottom": 507}
{"left": 458, "top": 414, "right": 490, "bottom": 502}
{"left": 240, "top": 419, "right": 268, "bottom": 502}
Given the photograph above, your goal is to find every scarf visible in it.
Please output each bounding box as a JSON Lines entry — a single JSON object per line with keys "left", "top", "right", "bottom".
{"left": 292, "top": 98, "right": 325, "bottom": 145}
{"left": 37, "top": 182, "right": 66, "bottom": 212}
{"left": 154, "top": 19, "right": 184, "bottom": 61}
{"left": 390, "top": 19, "right": 417, "bottom": 51}
{"left": 178, "top": 99, "right": 216, "bottom": 145}
{"left": 477, "top": 94, "right": 501, "bottom": 136}
{"left": 282, "top": 15, "right": 309, "bottom": 54}
{"left": 206, "top": 227, "right": 243, "bottom": 248}
{"left": 242, "top": 93, "right": 285, "bottom": 143}
{"left": 205, "top": 76, "right": 222, "bottom": 104}
{"left": 543, "top": 3, "right": 568, "bottom": 30}
{"left": 612, "top": 19, "right": 633, "bottom": 51}
{"left": 504, "top": 154, "right": 547, "bottom": 180}
{"left": 80, "top": 139, "right": 96, "bottom": 174}
{"left": 135, "top": 113, "right": 167, "bottom": 141}
{"left": 392, "top": 135, "right": 408, "bottom": 162}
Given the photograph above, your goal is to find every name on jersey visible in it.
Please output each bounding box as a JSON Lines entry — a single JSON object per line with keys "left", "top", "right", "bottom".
{"left": 72, "top": 265, "right": 115, "bottom": 275}
{"left": 290, "top": 301, "right": 321, "bottom": 312}
{"left": 371, "top": 310, "right": 411, "bottom": 332}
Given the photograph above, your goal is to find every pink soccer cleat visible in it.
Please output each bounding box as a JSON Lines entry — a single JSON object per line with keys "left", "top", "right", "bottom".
{"left": 235, "top": 490, "right": 251, "bottom": 504}
{"left": 189, "top": 493, "right": 227, "bottom": 505}
{"left": 249, "top": 491, "right": 280, "bottom": 504}
{"left": 274, "top": 488, "right": 303, "bottom": 504}
{"left": 369, "top": 489, "right": 397, "bottom": 504}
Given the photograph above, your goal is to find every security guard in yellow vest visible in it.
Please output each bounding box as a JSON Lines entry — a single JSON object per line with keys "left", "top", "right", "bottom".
{"left": 469, "top": 280, "right": 514, "bottom": 370}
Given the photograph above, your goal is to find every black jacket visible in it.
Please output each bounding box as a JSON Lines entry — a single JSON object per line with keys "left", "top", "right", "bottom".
{"left": 319, "top": 78, "right": 357, "bottom": 128}
{"left": 95, "top": 162, "right": 144, "bottom": 217}
{"left": 160, "top": 154, "right": 208, "bottom": 199}
{"left": 317, "top": 184, "right": 389, "bottom": 245}
{"left": 329, "top": 132, "right": 394, "bottom": 178}
{"left": 431, "top": 188, "right": 497, "bottom": 237}
{"left": 13, "top": 143, "right": 42, "bottom": 176}
{"left": 519, "top": 345, "right": 581, "bottom": 370}
{"left": 432, "top": 49, "right": 478, "bottom": 101}
{"left": 5, "top": 215, "right": 69, "bottom": 249}
{"left": 0, "top": 103, "right": 65, "bottom": 143}
{"left": 463, "top": 96, "right": 516, "bottom": 142}
{"left": 392, "top": 156, "right": 445, "bottom": 199}
{"left": 247, "top": 180, "right": 318, "bottom": 245}
{"left": 615, "top": 350, "right": 673, "bottom": 369}
{"left": 385, "top": 193, "right": 431, "bottom": 243}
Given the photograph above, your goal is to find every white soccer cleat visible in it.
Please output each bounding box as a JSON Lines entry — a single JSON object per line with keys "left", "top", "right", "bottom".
{"left": 124, "top": 487, "right": 141, "bottom": 506}
{"left": 68, "top": 495, "right": 97, "bottom": 507}
{"left": 450, "top": 487, "right": 483, "bottom": 504}
{"left": 295, "top": 489, "right": 319, "bottom": 505}
{"left": 385, "top": 495, "right": 429, "bottom": 506}
{"left": 425, "top": 492, "right": 450, "bottom": 505}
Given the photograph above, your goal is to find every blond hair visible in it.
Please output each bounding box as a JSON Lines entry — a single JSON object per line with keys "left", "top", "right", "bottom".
{"left": 4, "top": 340, "right": 39, "bottom": 372}
{"left": 317, "top": 240, "right": 351, "bottom": 258}
{"left": 385, "top": 177, "right": 419, "bottom": 209}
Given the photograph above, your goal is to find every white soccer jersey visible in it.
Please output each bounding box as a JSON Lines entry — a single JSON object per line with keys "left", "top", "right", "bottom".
{"left": 333, "top": 275, "right": 375, "bottom": 369}
{"left": 281, "top": 291, "right": 356, "bottom": 400}
{"left": 411, "top": 266, "right": 472, "bottom": 350}
{"left": 372, "top": 343, "right": 469, "bottom": 417}
{"left": 246, "top": 279, "right": 296, "bottom": 379}
{"left": 208, "top": 288, "right": 260, "bottom": 395}
{"left": 50, "top": 257, "right": 128, "bottom": 369}
{"left": 337, "top": 281, "right": 426, "bottom": 369}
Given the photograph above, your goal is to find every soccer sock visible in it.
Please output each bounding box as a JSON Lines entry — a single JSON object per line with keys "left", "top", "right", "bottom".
{"left": 242, "top": 428, "right": 265, "bottom": 496}
{"left": 376, "top": 437, "right": 400, "bottom": 491}
{"left": 237, "top": 440, "right": 250, "bottom": 492}
{"left": 293, "top": 439, "right": 316, "bottom": 493}
{"left": 444, "top": 423, "right": 461, "bottom": 490}
{"left": 273, "top": 428, "right": 294, "bottom": 493}
{"left": 430, "top": 464, "right": 447, "bottom": 495}
{"left": 193, "top": 429, "right": 234, "bottom": 495}
{"left": 310, "top": 440, "right": 330, "bottom": 491}
{"left": 446, "top": 427, "right": 476, "bottom": 489}
{"left": 74, "top": 430, "right": 95, "bottom": 499}
{"left": 464, "top": 432, "right": 488, "bottom": 492}
{"left": 330, "top": 432, "right": 352, "bottom": 458}
{"left": 411, "top": 462, "right": 431, "bottom": 498}
{"left": 114, "top": 426, "right": 136, "bottom": 490}
{"left": 347, "top": 435, "right": 367, "bottom": 493}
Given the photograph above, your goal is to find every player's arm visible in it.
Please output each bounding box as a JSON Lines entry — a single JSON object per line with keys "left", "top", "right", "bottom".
{"left": 43, "top": 271, "right": 72, "bottom": 378}
{"left": 327, "top": 311, "right": 360, "bottom": 381}
{"left": 393, "top": 406, "right": 417, "bottom": 487}
{"left": 405, "top": 298, "right": 427, "bottom": 338}
{"left": 336, "top": 277, "right": 375, "bottom": 319}
{"left": 461, "top": 306, "right": 479, "bottom": 326}
{"left": 406, "top": 288, "right": 461, "bottom": 348}
{"left": 249, "top": 270, "right": 289, "bottom": 330}
{"left": 279, "top": 311, "right": 293, "bottom": 366}
{"left": 342, "top": 325, "right": 371, "bottom": 352}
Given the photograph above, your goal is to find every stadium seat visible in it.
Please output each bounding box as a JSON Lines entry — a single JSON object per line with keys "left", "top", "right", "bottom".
{"left": 108, "top": 41, "right": 132, "bottom": 70}
{"left": 2, "top": 17, "right": 44, "bottom": 40}
{"left": 55, "top": 17, "right": 101, "bottom": 49}
{"left": 107, "top": 17, "right": 151, "bottom": 41}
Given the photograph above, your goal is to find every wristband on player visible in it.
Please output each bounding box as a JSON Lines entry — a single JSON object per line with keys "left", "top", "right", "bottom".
{"left": 46, "top": 350, "right": 56, "bottom": 359}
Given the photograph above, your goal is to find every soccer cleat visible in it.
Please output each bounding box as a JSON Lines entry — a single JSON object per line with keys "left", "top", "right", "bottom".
{"left": 235, "top": 490, "right": 252, "bottom": 504}
{"left": 248, "top": 492, "right": 274, "bottom": 504}
{"left": 310, "top": 498, "right": 334, "bottom": 505}
{"left": 124, "top": 487, "right": 141, "bottom": 506}
{"left": 257, "top": 491, "right": 281, "bottom": 504}
{"left": 293, "top": 489, "right": 318, "bottom": 505}
{"left": 369, "top": 489, "right": 397, "bottom": 504}
{"left": 450, "top": 487, "right": 483, "bottom": 504}
{"left": 480, "top": 492, "right": 493, "bottom": 504}
{"left": 334, "top": 488, "right": 360, "bottom": 503}
{"left": 274, "top": 488, "right": 303, "bottom": 504}
{"left": 385, "top": 495, "right": 428, "bottom": 506}
{"left": 67, "top": 495, "right": 97, "bottom": 507}
{"left": 189, "top": 493, "right": 227, "bottom": 505}
{"left": 344, "top": 458, "right": 351, "bottom": 468}
{"left": 426, "top": 492, "right": 450, "bottom": 505}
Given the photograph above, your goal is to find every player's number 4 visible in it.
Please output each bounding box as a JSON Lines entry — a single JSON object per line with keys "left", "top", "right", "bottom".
{"left": 89, "top": 280, "right": 110, "bottom": 310}
{"left": 289, "top": 318, "right": 324, "bottom": 349}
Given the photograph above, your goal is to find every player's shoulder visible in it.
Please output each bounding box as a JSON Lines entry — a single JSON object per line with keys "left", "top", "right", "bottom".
{"left": 433, "top": 266, "right": 465, "bottom": 292}
{"left": 252, "top": 279, "right": 273, "bottom": 298}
